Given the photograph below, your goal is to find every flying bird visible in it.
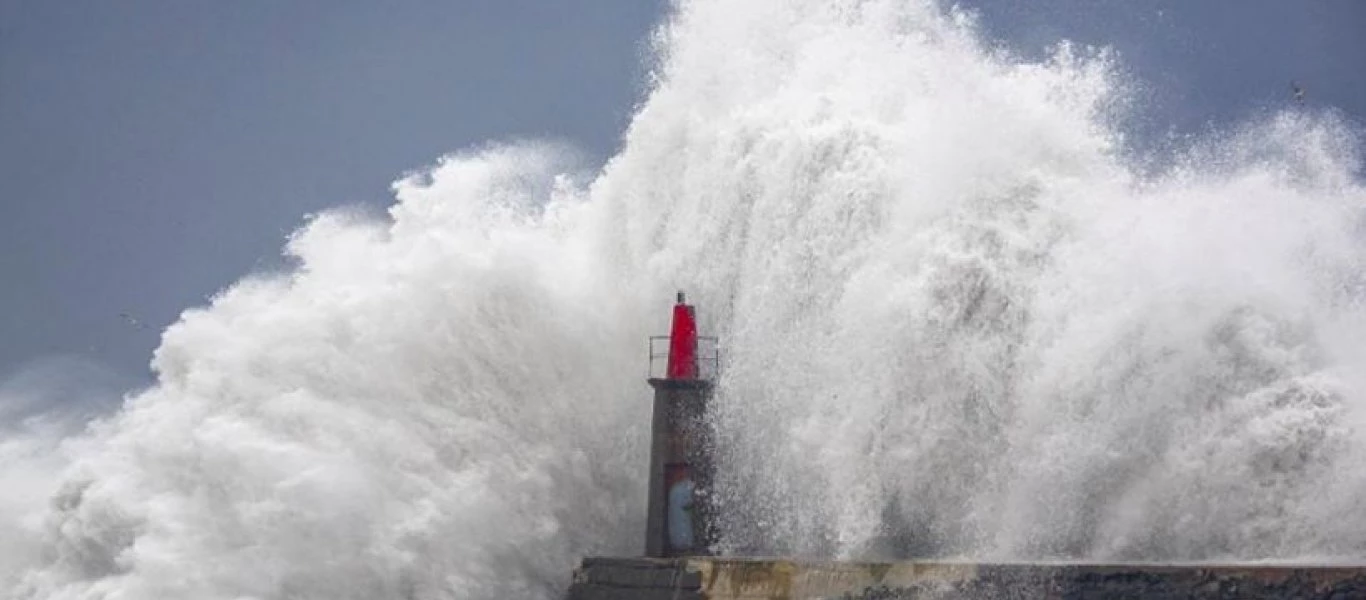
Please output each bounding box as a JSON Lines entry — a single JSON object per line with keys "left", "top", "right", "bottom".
{"left": 119, "top": 312, "right": 148, "bottom": 330}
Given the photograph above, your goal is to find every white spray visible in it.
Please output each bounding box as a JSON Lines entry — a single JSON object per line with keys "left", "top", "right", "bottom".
{"left": 4, "top": 0, "right": 1366, "bottom": 598}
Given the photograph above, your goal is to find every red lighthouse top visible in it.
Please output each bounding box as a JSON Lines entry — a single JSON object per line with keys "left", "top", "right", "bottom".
{"left": 666, "top": 291, "right": 699, "bottom": 379}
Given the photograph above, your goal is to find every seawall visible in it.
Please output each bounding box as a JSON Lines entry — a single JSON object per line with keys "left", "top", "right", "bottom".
{"left": 567, "top": 556, "right": 1366, "bottom": 599}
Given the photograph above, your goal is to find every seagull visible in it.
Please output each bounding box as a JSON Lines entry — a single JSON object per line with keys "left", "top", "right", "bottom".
{"left": 119, "top": 312, "right": 148, "bottom": 330}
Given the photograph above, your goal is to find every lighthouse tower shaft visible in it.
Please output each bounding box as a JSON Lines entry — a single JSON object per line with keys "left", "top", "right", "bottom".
{"left": 644, "top": 292, "right": 717, "bottom": 558}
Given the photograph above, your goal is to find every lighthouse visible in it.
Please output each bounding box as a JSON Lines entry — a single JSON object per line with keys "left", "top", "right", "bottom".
{"left": 568, "top": 294, "right": 1366, "bottom": 599}
{"left": 644, "top": 291, "right": 717, "bottom": 557}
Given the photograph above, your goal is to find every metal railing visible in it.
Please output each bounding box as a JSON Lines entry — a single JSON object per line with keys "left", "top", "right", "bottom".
{"left": 648, "top": 335, "right": 721, "bottom": 380}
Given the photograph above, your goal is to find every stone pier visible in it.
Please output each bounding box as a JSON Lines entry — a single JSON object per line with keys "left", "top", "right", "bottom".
{"left": 567, "top": 556, "right": 1366, "bottom": 599}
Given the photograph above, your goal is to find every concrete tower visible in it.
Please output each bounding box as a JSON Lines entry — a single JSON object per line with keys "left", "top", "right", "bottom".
{"left": 644, "top": 291, "right": 716, "bottom": 558}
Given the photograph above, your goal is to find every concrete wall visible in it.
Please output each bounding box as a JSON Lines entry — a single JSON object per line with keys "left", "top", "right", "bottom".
{"left": 567, "top": 557, "right": 1366, "bottom": 599}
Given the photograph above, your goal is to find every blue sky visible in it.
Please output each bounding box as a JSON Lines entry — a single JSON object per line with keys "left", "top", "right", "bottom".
{"left": 1, "top": 1, "right": 1362, "bottom": 386}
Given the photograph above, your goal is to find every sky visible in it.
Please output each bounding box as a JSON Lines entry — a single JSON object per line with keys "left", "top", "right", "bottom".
{"left": 1, "top": 0, "right": 1363, "bottom": 391}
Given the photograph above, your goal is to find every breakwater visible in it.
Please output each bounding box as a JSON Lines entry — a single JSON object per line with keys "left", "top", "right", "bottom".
{"left": 570, "top": 557, "right": 1366, "bottom": 599}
